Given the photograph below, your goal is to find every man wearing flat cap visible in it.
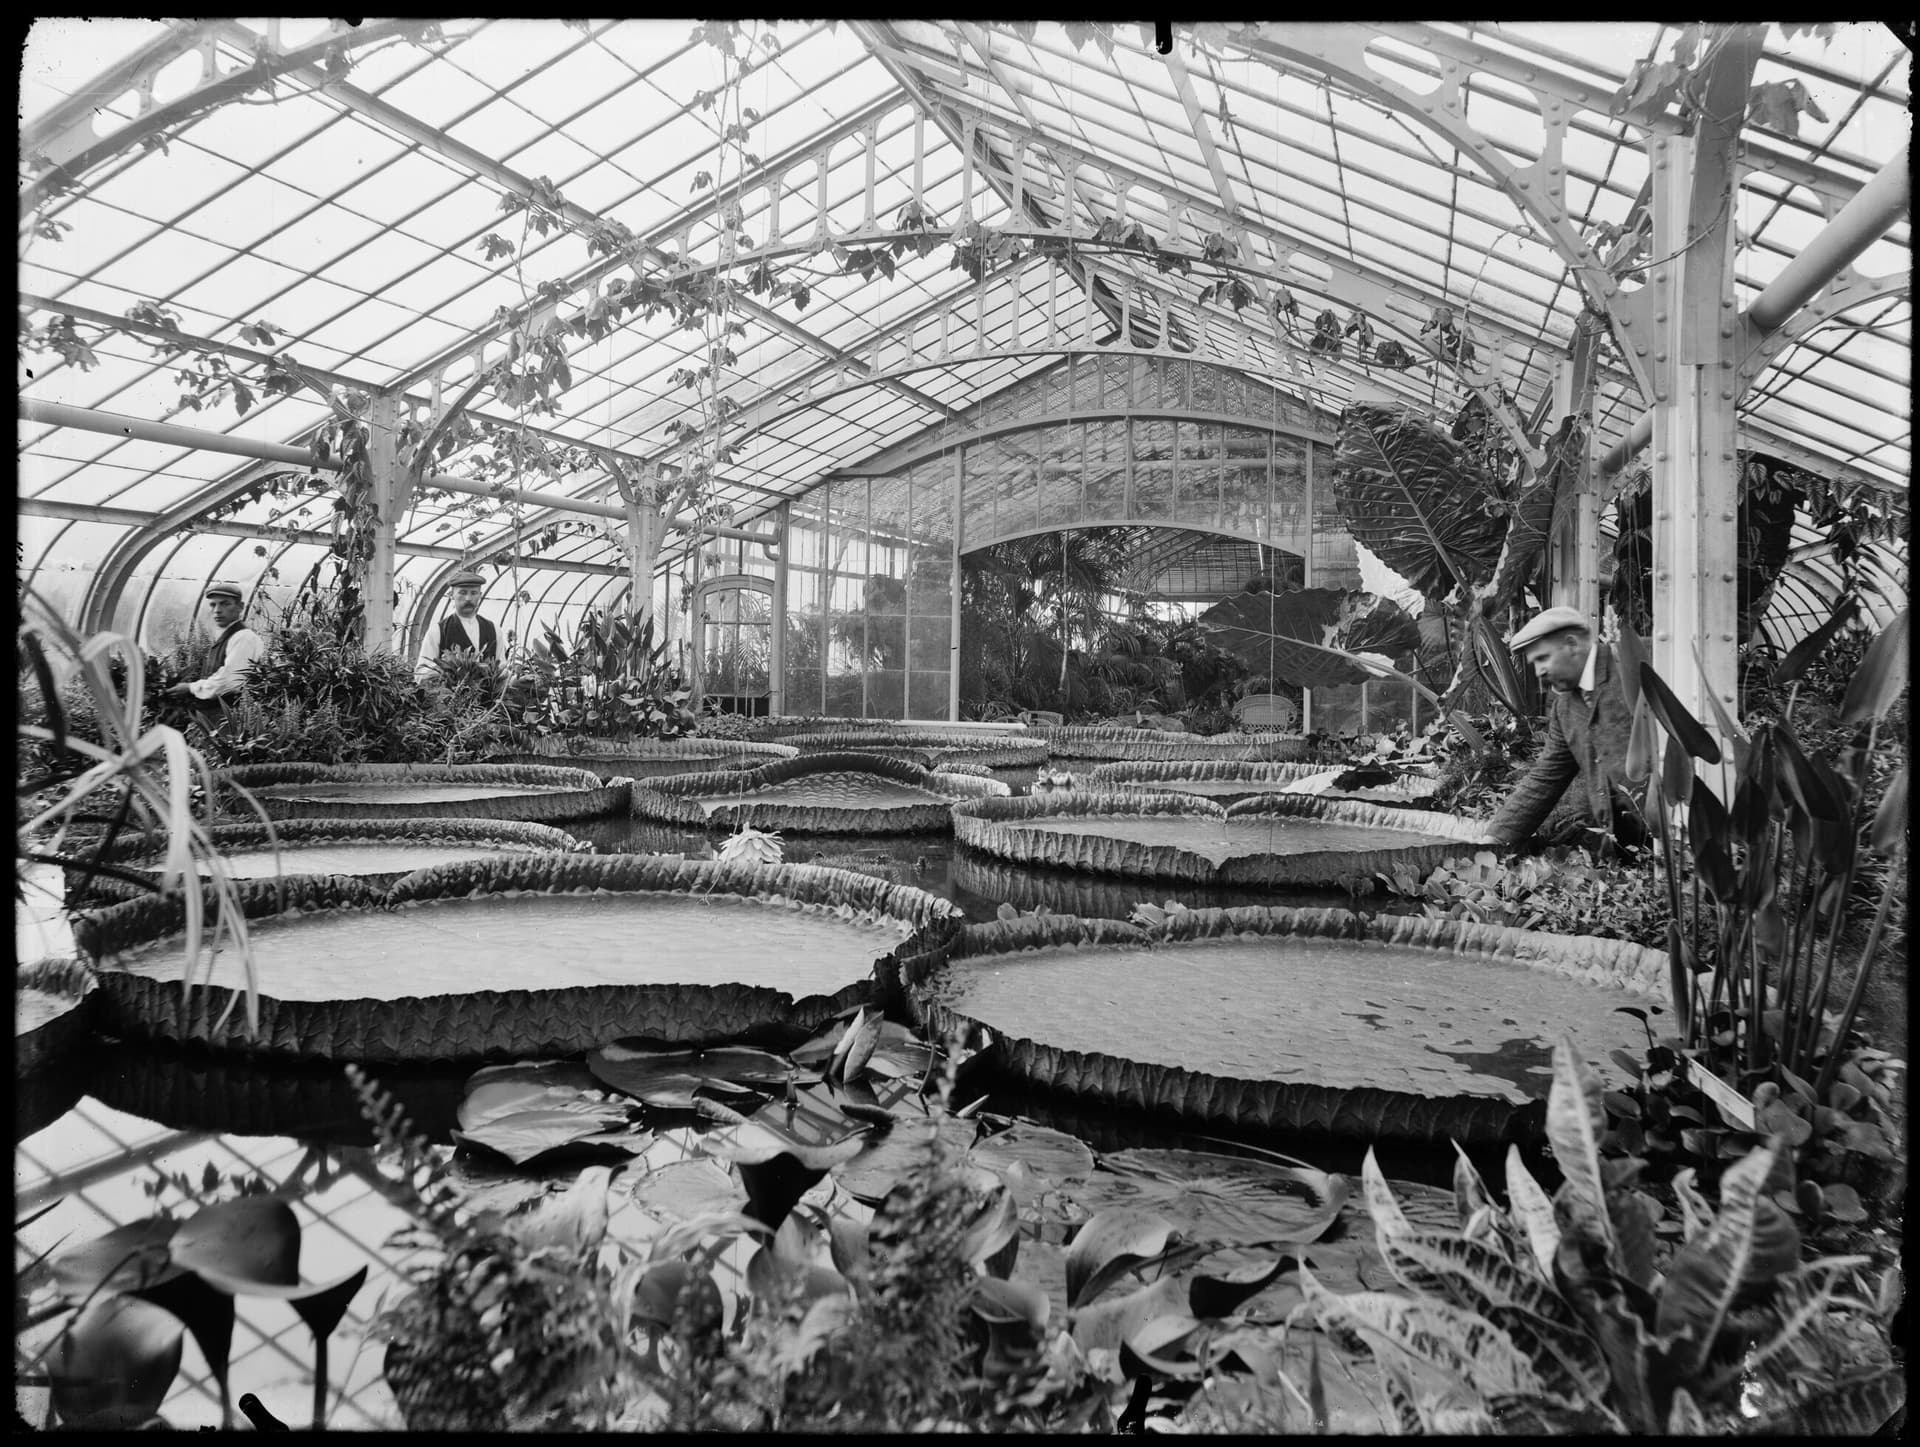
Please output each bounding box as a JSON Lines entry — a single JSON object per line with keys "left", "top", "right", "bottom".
{"left": 1484, "top": 606, "right": 1646, "bottom": 852}
{"left": 164, "top": 580, "right": 264, "bottom": 722}
{"left": 416, "top": 567, "right": 499, "bottom": 677}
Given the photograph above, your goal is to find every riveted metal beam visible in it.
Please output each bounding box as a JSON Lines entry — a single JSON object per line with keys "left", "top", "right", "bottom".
{"left": 1646, "top": 25, "right": 1761, "bottom": 745}
{"left": 20, "top": 19, "right": 442, "bottom": 217}
{"left": 1235, "top": 22, "right": 1656, "bottom": 404}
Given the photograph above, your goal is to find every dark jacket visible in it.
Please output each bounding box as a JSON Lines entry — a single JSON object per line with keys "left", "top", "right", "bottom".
{"left": 438, "top": 613, "right": 497, "bottom": 659}
{"left": 1487, "top": 640, "right": 1639, "bottom": 846}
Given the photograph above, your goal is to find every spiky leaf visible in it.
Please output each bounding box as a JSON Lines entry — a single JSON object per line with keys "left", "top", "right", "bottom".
{"left": 1298, "top": 1263, "right": 1543, "bottom": 1398}
{"left": 1655, "top": 1140, "right": 1801, "bottom": 1374}
{"left": 1545, "top": 1038, "right": 1615, "bottom": 1256}
{"left": 1506, "top": 1147, "right": 1561, "bottom": 1278}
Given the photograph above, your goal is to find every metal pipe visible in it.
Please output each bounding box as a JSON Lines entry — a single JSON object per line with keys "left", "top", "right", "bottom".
{"left": 1598, "top": 412, "right": 1654, "bottom": 476}
{"left": 19, "top": 398, "right": 326, "bottom": 468}
{"left": 15, "top": 497, "right": 628, "bottom": 574}
{"left": 22, "top": 396, "right": 777, "bottom": 541}
{"left": 1747, "top": 143, "right": 1910, "bottom": 334}
{"left": 1602, "top": 142, "right": 1909, "bottom": 477}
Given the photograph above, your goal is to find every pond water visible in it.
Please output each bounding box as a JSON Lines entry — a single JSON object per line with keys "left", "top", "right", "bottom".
{"left": 16, "top": 809, "right": 1541, "bottom": 1429}
{"left": 555, "top": 823, "right": 1364, "bottom": 923}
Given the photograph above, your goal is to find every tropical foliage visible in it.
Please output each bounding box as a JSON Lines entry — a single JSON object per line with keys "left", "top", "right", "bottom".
{"left": 190, "top": 589, "right": 517, "bottom": 766}
{"left": 960, "top": 528, "right": 1215, "bottom": 722}
{"left": 16, "top": 1169, "right": 366, "bottom": 1430}
{"left": 1609, "top": 451, "right": 1809, "bottom": 644}
{"left": 16, "top": 584, "right": 262, "bottom": 1021}
{"left": 508, "top": 608, "right": 697, "bottom": 741}
{"left": 1298, "top": 1037, "right": 1903, "bottom": 1434}
{"left": 353, "top": 1019, "right": 1358, "bottom": 1433}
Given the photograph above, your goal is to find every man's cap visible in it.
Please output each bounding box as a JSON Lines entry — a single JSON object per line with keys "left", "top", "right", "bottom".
{"left": 1509, "top": 606, "right": 1591, "bottom": 652}
{"left": 448, "top": 569, "right": 486, "bottom": 589}
{"left": 204, "top": 580, "right": 244, "bottom": 603}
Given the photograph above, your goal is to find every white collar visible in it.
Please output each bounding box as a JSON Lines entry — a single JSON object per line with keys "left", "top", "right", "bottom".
{"left": 1578, "top": 641, "right": 1598, "bottom": 696}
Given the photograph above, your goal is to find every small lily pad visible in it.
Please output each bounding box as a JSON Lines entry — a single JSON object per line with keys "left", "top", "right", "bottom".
{"left": 588, "top": 1041, "right": 817, "bottom": 1108}
{"left": 452, "top": 1110, "right": 648, "bottom": 1167}
{"left": 630, "top": 1157, "right": 745, "bottom": 1222}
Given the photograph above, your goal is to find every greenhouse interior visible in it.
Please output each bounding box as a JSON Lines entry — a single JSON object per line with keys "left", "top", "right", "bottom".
{"left": 15, "top": 18, "right": 1908, "bottom": 1433}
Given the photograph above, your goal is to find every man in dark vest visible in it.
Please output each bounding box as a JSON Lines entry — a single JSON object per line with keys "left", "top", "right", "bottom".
{"left": 164, "top": 579, "right": 264, "bottom": 724}
{"left": 416, "top": 567, "right": 499, "bottom": 678}
{"left": 1484, "top": 606, "right": 1647, "bottom": 853}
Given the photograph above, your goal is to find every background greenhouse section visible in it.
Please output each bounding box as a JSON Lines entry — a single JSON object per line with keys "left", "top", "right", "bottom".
{"left": 15, "top": 18, "right": 1910, "bottom": 1431}
{"left": 19, "top": 19, "right": 1908, "bottom": 730}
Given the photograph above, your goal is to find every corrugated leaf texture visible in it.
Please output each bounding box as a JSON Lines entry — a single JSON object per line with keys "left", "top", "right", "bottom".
{"left": 220, "top": 761, "right": 628, "bottom": 823}
{"left": 76, "top": 857, "right": 962, "bottom": 1061}
{"left": 903, "top": 907, "right": 1666, "bottom": 1145}
{"left": 1330, "top": 404, "right": 1509, "bottom": 600}
{"left": 631, "top": 751, "right": 1010, "bottom": 833}
{"left": 17, "top": 959, "right": 99, "bottom": 1077}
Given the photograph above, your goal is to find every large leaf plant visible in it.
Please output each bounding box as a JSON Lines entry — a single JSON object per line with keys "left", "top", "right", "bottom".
{"left": 1298, "top": 1037, "right": 1903, "bottom": 1434}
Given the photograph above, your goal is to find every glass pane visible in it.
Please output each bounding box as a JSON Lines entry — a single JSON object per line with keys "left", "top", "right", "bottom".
{"left": 1133, "top": 419, "right": 1174, "bottom": 522}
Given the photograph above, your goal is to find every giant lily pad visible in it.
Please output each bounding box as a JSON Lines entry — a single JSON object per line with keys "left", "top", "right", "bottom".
{"left": 951, "top": 790, "right": 1485, "bottom": 887}
{"left": 75, "top": 857, "right": 962, "bottom": 1062}
{"left": 1030, "top": 725, "right": 1320, "bottom": 763}
{"left": 631, "top": 752, "right": 1009, "bottom": 834}
{"left": 63, "top": 818, "right": 593, "bottom": 906}
{"left": 783, "top": 729, "right": 1048, "bottom": 771}
{"left": 218, "top": 761, "right": 629, "bottom": 823}
{"left": 903, "top": 907, "right": 1667, "bottom": 1146}
{"left": 497, "top": 736, "right": 798, "bottom": 779}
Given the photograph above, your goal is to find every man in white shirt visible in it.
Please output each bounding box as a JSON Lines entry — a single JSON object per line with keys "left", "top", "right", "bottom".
{"left": 416, "top": 568, "right": 499, "bottom": 678}
{"left": 165, "top": 580, "right": 265, "bottom": 722}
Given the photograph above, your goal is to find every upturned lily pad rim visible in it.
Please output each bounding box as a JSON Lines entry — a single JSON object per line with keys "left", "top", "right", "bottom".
{"left": 17, "top": 958, "right": 99, "bottom": 1077}
{"left": 949, "top": 790, "right": 1492, "bottom": 886}
{"left": 517, "top": 736, "right": 799, "bottom": 760}
{"left": 1087, "top": 759, "right": 1439, "bottom": 787}
{"left": 631, "top": 751, "right": 1011, "bottom": 833}
{"left": 75, "top": 857, "right": 964, "bottom": 1062}
{"left": 216, "top": 761, "right": 630, "bottom": 824}
{"left": 219, "top": 761, "right": 605, "bottom": 789}
{"left": 901, "top": 906, "right": 1668, "bottom": 1144}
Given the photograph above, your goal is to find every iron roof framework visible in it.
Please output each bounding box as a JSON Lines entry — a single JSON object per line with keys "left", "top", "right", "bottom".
{"left": 17, "top": 19, "right": 1910, "bottom": 654}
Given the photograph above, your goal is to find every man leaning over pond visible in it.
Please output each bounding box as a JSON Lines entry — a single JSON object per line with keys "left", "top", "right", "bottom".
{"left": 1483, "top": 606, "right": 1647, "bottom": 854}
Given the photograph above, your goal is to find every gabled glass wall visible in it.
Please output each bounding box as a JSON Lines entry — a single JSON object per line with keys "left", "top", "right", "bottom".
{"left": 778, "top": 354, "right": 1367, "bottom": 722}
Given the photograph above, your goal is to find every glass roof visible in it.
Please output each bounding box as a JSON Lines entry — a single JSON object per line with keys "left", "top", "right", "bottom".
{"left": 18, "top": 19, "right": 1910, "bottom": 646}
